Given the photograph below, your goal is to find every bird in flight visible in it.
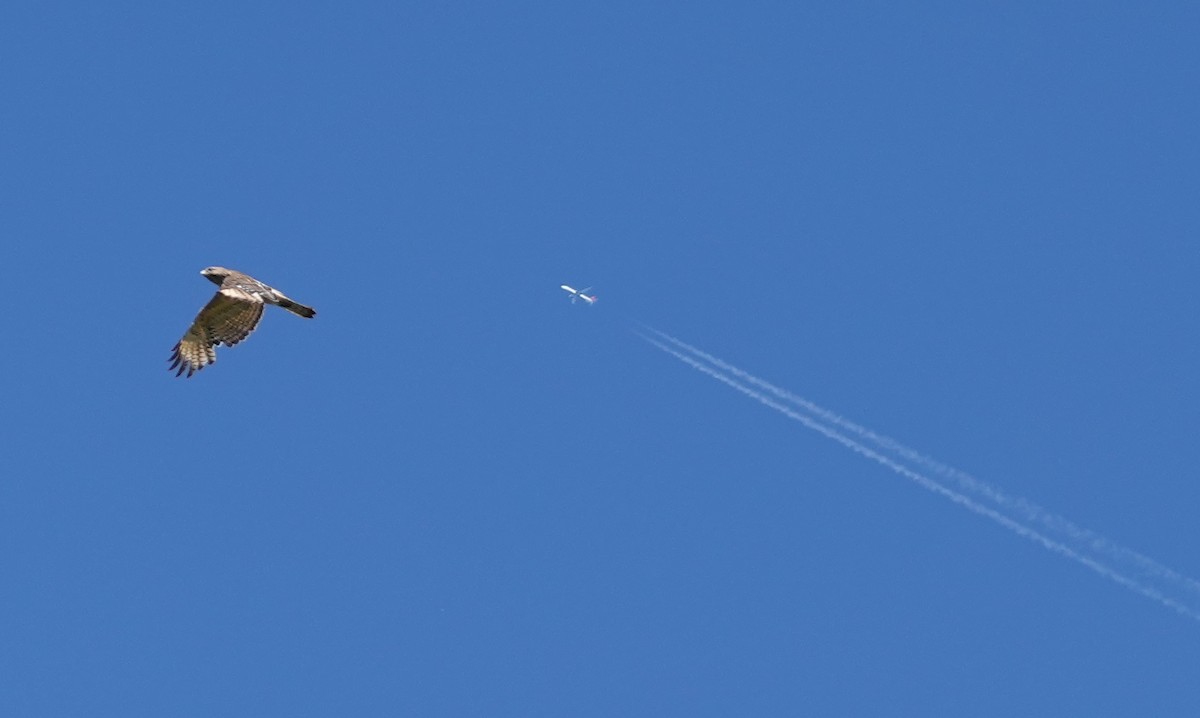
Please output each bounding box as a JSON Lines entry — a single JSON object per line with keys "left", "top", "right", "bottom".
{"left": 169, "top": 267, "right": 316, "bottom": 378}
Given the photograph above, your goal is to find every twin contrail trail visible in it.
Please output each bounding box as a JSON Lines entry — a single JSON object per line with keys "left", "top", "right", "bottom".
{"left": 636, "top": 327, "right": 1200, "bottom": 622}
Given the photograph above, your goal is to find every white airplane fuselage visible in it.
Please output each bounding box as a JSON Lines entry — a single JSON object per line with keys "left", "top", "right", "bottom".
{"left": 560, "top": 284, "right": 597, "bottom": 305}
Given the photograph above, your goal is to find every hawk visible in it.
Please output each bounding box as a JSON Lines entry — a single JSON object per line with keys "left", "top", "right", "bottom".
{"left": 169, "top": 267, "right": 316, "bottom": 378}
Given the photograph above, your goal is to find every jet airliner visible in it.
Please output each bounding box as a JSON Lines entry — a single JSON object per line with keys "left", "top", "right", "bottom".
{"left": 560, "top": 285, "right": 597, "bottom": 305}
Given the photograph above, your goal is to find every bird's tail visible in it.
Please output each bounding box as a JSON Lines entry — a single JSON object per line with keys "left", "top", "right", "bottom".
{"left": 278, "top": 298, "right": 316, "bottom": 318}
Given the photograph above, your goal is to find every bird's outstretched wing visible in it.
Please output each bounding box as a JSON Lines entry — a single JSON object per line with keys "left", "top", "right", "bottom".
{"left": 169, "top": 289, "right": 265, "bottom": 377}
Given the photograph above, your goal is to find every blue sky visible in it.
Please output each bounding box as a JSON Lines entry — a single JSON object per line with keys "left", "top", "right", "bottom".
{"left": 3, "top": 1, "right": 1200, "bottom": 715}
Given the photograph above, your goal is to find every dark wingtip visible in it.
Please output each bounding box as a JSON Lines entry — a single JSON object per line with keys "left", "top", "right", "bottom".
{"left": 168, "top": 345, "right": 198, "bottom": 378}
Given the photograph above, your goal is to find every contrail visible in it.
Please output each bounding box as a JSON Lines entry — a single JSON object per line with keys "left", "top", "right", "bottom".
{"left": 635, "top": 330, "right": 1200, "bottom": 622}
{"left": 643, "top": 325, "right": 1200, "bottom": 600}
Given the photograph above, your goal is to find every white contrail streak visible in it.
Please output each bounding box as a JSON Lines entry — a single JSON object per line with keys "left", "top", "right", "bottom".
{"left": 636, "top": 331, "right": 1200, "bottom": 622}
{"left": 643, "top": 326, "right": 1200, "bottom": 600}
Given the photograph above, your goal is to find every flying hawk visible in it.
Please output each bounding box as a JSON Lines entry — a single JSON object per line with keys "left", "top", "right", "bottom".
{"left": 169, "top": 267, "right": 316, "bottom": 378}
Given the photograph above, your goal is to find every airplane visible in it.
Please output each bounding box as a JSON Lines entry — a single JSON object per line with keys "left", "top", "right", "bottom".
{"left": 560, "top": 284, "right": 597, "bottom": 305}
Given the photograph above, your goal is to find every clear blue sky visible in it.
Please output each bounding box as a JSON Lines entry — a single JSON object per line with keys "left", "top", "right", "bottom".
{"left": 3, "top": 2, "right": 1200, "bottom": 715}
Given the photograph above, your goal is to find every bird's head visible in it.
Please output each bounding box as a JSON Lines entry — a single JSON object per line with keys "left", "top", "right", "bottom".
{"left": 200, "top": 266, "right": 231, "bottom": 286}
